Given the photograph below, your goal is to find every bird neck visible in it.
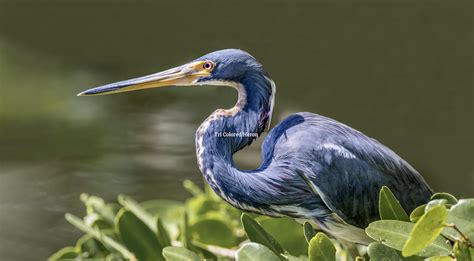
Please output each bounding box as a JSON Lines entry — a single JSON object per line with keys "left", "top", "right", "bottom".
{"left": 195, "top": 73, "right": 275, "bottom": 205}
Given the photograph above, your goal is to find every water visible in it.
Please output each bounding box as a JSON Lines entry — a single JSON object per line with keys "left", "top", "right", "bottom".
{"left": 0, "top": 1, "right": 472, "bottom": 260}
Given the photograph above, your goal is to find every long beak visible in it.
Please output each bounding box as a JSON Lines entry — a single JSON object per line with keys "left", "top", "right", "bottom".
{"left": 77, "top": 60, "right": 212, "bottom": 96}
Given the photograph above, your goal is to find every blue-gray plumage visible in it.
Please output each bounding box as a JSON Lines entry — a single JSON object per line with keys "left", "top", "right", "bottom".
{"left": 79, "top": 49, "right": 433, "bottom": 244}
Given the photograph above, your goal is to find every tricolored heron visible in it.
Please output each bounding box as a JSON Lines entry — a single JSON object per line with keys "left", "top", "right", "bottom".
{"left": 79, "top": 49, "right": 433, "bottom": 244}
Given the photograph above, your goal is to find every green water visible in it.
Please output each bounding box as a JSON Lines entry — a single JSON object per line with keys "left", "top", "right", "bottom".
{"left": 0, "top": 1, "right": 472, "bottom": 260}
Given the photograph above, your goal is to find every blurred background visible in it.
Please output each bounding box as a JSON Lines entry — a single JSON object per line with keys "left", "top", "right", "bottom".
{"left": 0, "top": 0, "right": 472, "bottom": 260}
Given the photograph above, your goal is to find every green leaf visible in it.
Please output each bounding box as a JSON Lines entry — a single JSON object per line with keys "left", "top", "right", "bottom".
{"left": 259, "top": 217, "right": 308, "bottom": 256}
{"left": 105, "top": 253, "right": 125, "bottom": 261}
{"left": 409, "top": 204, "right": 426, "bottom": 223}
{"left": 367, "top": 242, "right": 423, "bottom": 261}
{"left": 84, "top": 212, "right": 105, "bottom": 228}
{"left": 118, "top": 195, "right": 155, "bottom": 232}
{"left": 187, "top": 241, "right": 218, "bottom": 260}
{"left": 76, "top": 234, "right": 108, "bottom": 258}
{"left": 180, "top": 210, "right": 191, "bottom": 249}
{"left": 241, "top": 213, "right": 284, "bottom": 258}
{"left": 65, "top": 213, "right": 135, "bottom": 259}
{"left": 156, "top": 217, "right": 171, "bottom": 248}
{"left": 424, "top": 256, "right": 453, "bottom": 261}
{"left": 116, "top": 209, "right": 164, "bottom": 261}
{"left": 162, "top": 246, "right": 200, "bottom": 261}
{"left": 119, "top": 196, "right": 171, "bottom": 253}
{"left": 194, "top": 210, "right": 241, "bottom": 233}
{"left": 402, "top": 205, "right": 448, "bottom": 257}
{"left": 365, "top": 220, "right": 451, "bottom": 257}
{"left": 304, "top": 222, "right": 317, "bottom": 243}
{"left": 431, "top": 193, "right": 458, "bottom": 205}
{"left": 189, "top": 218, "right": 236, "bottom": 247}
{"left": 454, "top": 241, "right": 471, "bottom": 261}
{"left": 283, "top": 254, "right": 309, "bottom": 261}
{"left": 90, "top": 217, "right": 114, "bottom": 231}
{"left": 186, "top": 194, "right": 221, "bottom": 219}
{"left": 80, "top": 194, "right": 117, "bottom": 224}
{"left": 236, "top": 243, "right": 280, "bottom": 261}
{"left": 141, "top": 199, "right": 184, "bottom": 239}
{"left": 379, "top": 186, "right": 409, "bottom": 221}
{"left": 48, "top": 246, "right": 78, "bottom": 261}
{"left": 308, "top": 232, "right": 336, "bottom": 261}
{"left": 447, "top": 199, "right": 474, "bottom": 240}
{"left": 425, "top": 199, "right": 448, "bottom": 212}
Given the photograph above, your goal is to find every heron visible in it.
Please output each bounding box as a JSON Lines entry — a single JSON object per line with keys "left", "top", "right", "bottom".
{"left": 79, "top": 49, "right": 433, "bottom": 244}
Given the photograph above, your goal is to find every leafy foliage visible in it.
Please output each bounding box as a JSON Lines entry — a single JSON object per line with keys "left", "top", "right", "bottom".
{"left": 367, "top": 189, "right": 473, "bottom": 260}
{"left": 115, "top": 209, "right": 164, "bottom": 260}
{"left": 241, "top": 213, "right": 285, "bottom": 258}
{"left": 50, "top": 182, "right": 473, "bottom": 260}
{"left": 365, "top": 220, "right": 451, "bottom": 257}
{"left": 379, "top": 185, "right": 409, "bottom": 221}
{"left": 446, "top": 199, "right": 474, "bottom": 240}
{"left": 303, "top": 221, "right": 317, "bottom": 243}
{"left": 308, "top": 232, "right": 336, "bottom": 261}
{"left": 162, "top": 246, "right": 200, "bottom": 261}
{"left": 431, "top": 193, "right": 458, "bottom": 205}
{"left": 236, "top": 243, "right": 280, "bottom": 261}
{"left": 402, "top": 205, "right": 448, "bottom": 257}
{"left": 367, "top": 242, "right": 423, "bottom": 261}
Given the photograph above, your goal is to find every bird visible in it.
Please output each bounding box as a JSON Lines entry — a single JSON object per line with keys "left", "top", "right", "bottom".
{"left": 78, "top": 49, "right": 433, "bottom": 244}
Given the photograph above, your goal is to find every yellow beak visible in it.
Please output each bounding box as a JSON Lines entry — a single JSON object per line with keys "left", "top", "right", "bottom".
{"left": 77, "top": 60, "right": 213, "bottom": 96}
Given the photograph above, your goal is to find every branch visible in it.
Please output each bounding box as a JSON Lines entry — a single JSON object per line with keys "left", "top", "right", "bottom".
{"left": 445, "top": 223, "right": 473, "bottom": 247}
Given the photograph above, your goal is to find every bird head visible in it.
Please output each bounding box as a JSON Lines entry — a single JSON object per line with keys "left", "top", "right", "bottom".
{"left": 77, "top": 49, "right": 268, "bottom": 96}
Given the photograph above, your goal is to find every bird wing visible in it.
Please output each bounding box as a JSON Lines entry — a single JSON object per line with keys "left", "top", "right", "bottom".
{"left": 304, "top": 145, "right": 428, "bottom": 228}
{"left": 262, "top": 112, "right": 432, "bottom": 228}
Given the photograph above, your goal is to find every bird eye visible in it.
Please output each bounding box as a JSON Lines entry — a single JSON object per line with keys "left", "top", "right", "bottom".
{"left": 203, "top": 61, "right": 214, "bottom": 70}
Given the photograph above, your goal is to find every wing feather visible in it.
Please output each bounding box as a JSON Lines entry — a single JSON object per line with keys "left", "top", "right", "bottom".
{"left": 262, "top": 112, "right": 433, "bottom": 228}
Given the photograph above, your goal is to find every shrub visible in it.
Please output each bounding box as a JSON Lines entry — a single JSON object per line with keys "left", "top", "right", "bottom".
{"left": 49, "top": 181, "right": 473, "bottom": 261}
